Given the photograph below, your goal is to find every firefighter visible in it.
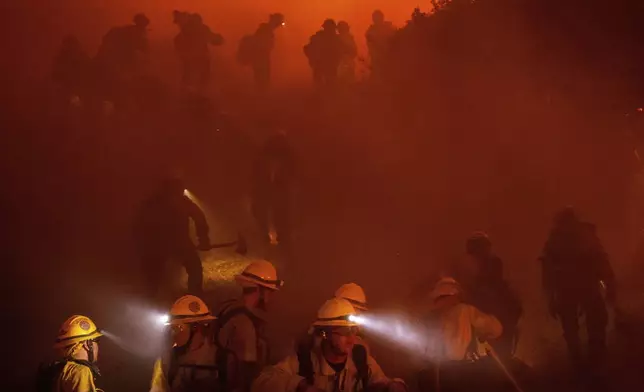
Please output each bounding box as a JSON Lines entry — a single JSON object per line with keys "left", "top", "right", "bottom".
{"left": 293, "top": 283, "right": 371, "bottom": 372}
{"left": 251, "top": 130, "right": 296, "bottom": 252}
{"left": 540, "top": 207, "right": 616, "bottom": 369}
{"left": 304, "top": 19, "right": 344, "bottom": 88}
{"left": 336, "top": 21, "right": 358, "bottom": 84}
{"left": 96, "top": 13, "right": 150, "bottom": 73}
{"left": 174, "top": 12, "right": 224, "bottom": 92}
{"left": 216, "top": 260, "right": 284, "bottom": 392}
{"left": 459, "top": 232, "right": 522, "bottom": 359}
{"left": 365, "top": 10, "right": 396, "bottom": 79}
{"left": 237, "top": 13, "right": 285, "bottom": 91}
{"left": 94, "top": 13, "right": 150, "bottom": 106}
{"left": 133, "top": 176, "right": 211, "bottom": 297}
{"left": 418, "top": 278, "right": 504, "bottom": 392}
{"left": 37, "top": 315, "right": 103, "bottom": 392}
{"left": 150, "top": 295, "right": 225, "bottom": 392}
{"left": 335, "top": 283, "right": 368, "bottom": 312}
{"left": 52, "top": 35, "right": 91, "bottom": 106}
{"left": 333, "top": 282, "right": 372, "bottom": 355}
{"left": 253, "top": 298, "right": 406, "bottom": 392}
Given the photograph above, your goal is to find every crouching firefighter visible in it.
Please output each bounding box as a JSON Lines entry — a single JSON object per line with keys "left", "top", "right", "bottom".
{"left": 216, "top": 260, "right": 284, "bottom": 392}
{"left": 418, "top": 277, "right": 509, "bottom": 392}
{"left": 150, "top": 295, "right": 230, "bottom": 392}
{"left": 252, "top": 298, "right": 407, "bottom": 392}
{"left": 37, "top": 315, "right": 104, "bottom": 392}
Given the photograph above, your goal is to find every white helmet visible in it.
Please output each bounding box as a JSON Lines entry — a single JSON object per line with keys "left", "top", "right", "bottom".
{"left": 168, "top": 295, "right": 216, "bottom": 325}
{"left": 431, "top": 277, "right": 461, "bottom": 301}
{"left": 334, "top": 283, "right": 368, "bottom": 311}
{"left": 312, "top": 298, "right": 358, "bottom": 327}
{"left": 235, "top": 260, "right": 284, "bottom": 291}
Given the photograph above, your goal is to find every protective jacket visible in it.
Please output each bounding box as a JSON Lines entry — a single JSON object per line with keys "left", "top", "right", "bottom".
{"left": 252, "top": 345, "right": 390, "bottom": 392}
{"left": 426, "top": 302, "right": 502, "bottom": 361}
{"left": 53, "top": 361, "right": 101, "bottom": 392}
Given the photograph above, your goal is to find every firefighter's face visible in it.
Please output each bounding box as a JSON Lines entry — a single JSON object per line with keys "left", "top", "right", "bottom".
{"left": 171, "top": 323, "right": 191, "bottom": 347}
{"left": 328, "top": 326, "right": 358, "bottom": 356}
{"left": 83, "top": 339, "right": 99, "bottom": 362}
{"left": 258, "top": 288, "right": 274, "bottom": 310}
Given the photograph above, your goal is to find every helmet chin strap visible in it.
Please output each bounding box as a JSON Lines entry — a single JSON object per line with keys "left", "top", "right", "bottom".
{"left": 257, "top": 287, "right": 267, "bottom": 311}
{"left": 86, "top": 341, "right": 95, "bottom": 363}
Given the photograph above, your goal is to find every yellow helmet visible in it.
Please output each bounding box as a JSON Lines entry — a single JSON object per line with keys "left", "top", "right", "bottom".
{"left": 53, "top": 315, "right": 103, "bottom": 349}
{"left": 431, "top": 277, "right": 461, "bottom": 300}
{"left": 312, "top": 298, "right": 358, "bottom": 327}
{"left": 334, "top": 283, "right": 368, "bottom": 311}
{"left": 235, "top": 260, "right": 284, "bottom": 291}
{"left": 168, "top": 295, "right": 216, "bottom": 325}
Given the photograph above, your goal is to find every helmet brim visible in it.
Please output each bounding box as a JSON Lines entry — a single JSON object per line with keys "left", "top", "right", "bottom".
{"left": 234, "top": 275, "right": 281, "bottom": 291}
{"left": 311, "top": 319, "right": 358, "bottom": 328}
{"left": 168, "top": 314, "right": 216, "bottom": 326}
{"left": 53, "top": 330, "right": 103, "bottom": 349}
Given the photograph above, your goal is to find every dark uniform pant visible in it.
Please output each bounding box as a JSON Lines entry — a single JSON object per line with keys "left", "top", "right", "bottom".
{"left": 419, "top": 359, "right": 514, "bottom": 392}
{"left": 251, "top": 189, "right": 291, "bottom": 248}
{"left": 182, "top": 55, "right": 211, "bottom": 89}
{"left": 556, "top": 289, "right": 608, "bottom": 364}
{"left": 142, "top": 245, "right": 203, "bottom": 297}
{"left": 312, "top": 65, "right": 338, "bottom": 88}
{"left": 252, "top": 57, "right": 271, "bottom": 91}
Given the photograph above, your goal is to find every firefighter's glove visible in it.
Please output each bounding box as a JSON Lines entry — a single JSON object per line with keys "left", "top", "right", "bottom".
{"left": 197, "top": 238, "right": 211, "bottom": 251}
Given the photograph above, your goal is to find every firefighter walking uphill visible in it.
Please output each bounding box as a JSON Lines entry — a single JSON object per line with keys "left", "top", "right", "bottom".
{"left": 540, "top": 207, "right": 616, "bottom": 371}
{"left": 134, "top": 176, "right": 211, "bottom": 297}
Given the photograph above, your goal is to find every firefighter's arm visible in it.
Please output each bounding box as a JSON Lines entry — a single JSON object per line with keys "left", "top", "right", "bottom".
{"left": 364, "top": 356, "right": 407, "bottom": 391}
{"left": 597, "top": 244, "right": 617, "bottom": 302}
{"left": 251, "top": 355, "right": 303, "bottom": 392}
{"left": 365, "top": 28, "right": 374, "bottom": 44}
{"left": 366, "top": 355, "right": 391, "bottom": 386}
{"left": 184, "top": 196, "right": 210, "bottom": 247}
{"left": 149, "top": 358, "right": 170, "bottom": 392}
{"left": 471, "top": 306, "right": 503, "bottom": 341}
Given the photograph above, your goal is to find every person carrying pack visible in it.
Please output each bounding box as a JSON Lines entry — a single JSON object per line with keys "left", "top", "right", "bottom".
{"left": 215, "top": 260, "right": 284, "bottom": 392}
{"left": 417, "top": 278, "right": 507, "bottom": 392}
{"left": 37, "top": 315, "right": 104, "bottom": 392}
{"left": 150, "top": 295, "right": 226, "bottom": 392}
{"left": 252, "top": 298, "right": 407, "bottom": 392}
{"left": 237, "top": 13, "right": 285, "bottom": 91}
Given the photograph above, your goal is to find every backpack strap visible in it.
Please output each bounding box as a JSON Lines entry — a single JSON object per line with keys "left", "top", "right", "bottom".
{"left": 68, "top": 359, "right": 101, "bottom": 379}
{"left": 214, "top": 302, "right": 264, "bottom": 391}
{"left": 351, "top": 344, "right": 369, "bottom": 390}
{"left": 296, "top": 340, "right": 315, "bottom": 385}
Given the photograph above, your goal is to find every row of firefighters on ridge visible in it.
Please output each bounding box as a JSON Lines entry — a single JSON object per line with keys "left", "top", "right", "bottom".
{"left": 53, "top": 9, "right": 397, "bottom": 102}
{"left": 43, "top": 205, "right": 617, "bottom": 392}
